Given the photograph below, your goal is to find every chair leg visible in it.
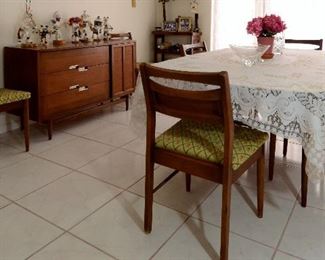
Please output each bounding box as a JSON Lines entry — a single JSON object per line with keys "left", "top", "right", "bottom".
{"left": 185, "top": 173, "right": 191, "bottom": 192}
{"left": 23, "top": 100, "right": 30, "bottom": 152}
{"left": 283, "top": 138, "right": 288, "bottom": 157}
{"left": 268, "top": 133, "right": 276, "bottom": 181}
{"left": 144, "top": 157, "right": 155, "bottom": 233}
{"left": 257, "top": 148, "right": 265, "bottom": 218}
{"left": 301, "top": 149, "right": 308, "bottom": 207}
{"left": 220, "top": 181, "right": 232, "bottom": 260}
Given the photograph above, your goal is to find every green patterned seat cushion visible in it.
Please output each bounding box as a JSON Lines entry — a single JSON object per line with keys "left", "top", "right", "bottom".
{"left": 0, "top": 88, "right": 31, "bottom": 105}
{"left": 155, "top": 120, "right": 268, "bottom": 170}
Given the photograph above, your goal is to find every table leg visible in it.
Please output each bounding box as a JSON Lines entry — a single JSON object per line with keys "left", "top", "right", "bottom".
{"left": 301, "top": 149, "right": 308, "bottom": 207}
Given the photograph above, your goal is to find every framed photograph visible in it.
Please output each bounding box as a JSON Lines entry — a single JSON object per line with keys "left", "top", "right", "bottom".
{"left": 178, "top": 16, "right": 192, "bottom": 32}
{"left": 163, "top": 21, "right": 177, "bottom": 32}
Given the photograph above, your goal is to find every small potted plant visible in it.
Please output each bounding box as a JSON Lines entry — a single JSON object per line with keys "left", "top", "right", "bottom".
{"left": 246, "top": 14, "right": 286, "bottom": 59}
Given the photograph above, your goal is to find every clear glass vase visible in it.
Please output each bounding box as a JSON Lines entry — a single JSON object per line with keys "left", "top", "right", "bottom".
{"left": 274, "top": 32, "right": 285, "bottom": 55}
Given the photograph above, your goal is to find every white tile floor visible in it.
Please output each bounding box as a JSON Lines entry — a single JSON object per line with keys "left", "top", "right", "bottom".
{"left": 0, "top": 104, "right": 324, "bottom": 260}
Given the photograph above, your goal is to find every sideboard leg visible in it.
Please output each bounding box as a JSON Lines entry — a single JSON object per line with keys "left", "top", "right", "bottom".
{"left": 125, "top": 95, "right": 129, "bottom": 111}
{"left": 47, "top": 120, "right": 53, "bottom": 140}
{"left": 301, "top": 149, "right": 308, "bottom": 207}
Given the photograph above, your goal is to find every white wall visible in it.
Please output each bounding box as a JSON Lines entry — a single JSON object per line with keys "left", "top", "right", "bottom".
{"left": 0, "top": 0, "right": 156, "bottom": 133}
{"left": 155, "top": 0, "right": 212, "bottom": 49}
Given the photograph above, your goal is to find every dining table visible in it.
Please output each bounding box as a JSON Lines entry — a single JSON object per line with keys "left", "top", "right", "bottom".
{"left": 130, "top": 48, "right": 325, "bottom": 180}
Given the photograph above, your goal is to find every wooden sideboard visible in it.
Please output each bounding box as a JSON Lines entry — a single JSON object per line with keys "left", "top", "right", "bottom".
{"left": 4, "top": 40, "right": 136, "bottom": 139}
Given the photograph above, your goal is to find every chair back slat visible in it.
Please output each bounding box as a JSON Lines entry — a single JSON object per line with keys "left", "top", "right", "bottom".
{"left": 140, "top": 64, "right": 234, "bottom": 162}
{"left": 180, "top": 41, "right": 208, "bottom": 56}
{"left": 285, "top": 39, "right": 323, "bottom": 50}
{"left": 150, "top": 80, "right": 224, "bottom": 124}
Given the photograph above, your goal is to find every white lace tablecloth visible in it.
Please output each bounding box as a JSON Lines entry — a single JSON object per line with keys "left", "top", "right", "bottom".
{"left": 131, "top": 49, "right": 325, "bottom": 180}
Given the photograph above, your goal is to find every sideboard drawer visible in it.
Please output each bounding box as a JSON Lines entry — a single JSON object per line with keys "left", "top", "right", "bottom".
{"left": 41, "top": 82, "right": 108, "bottom": 119}
{"left": 39, "top": 46, "right": 109, "bottom": 74}
{"left": 40, "top": 64, "right": 109, "bottom": 96}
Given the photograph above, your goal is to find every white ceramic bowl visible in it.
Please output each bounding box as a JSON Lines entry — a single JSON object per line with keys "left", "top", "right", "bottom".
{"left": 229, "top": 44, "right": 270, "bottom": 67}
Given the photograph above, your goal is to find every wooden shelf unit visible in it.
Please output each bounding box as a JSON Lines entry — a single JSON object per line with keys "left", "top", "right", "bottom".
{"left": 153, "top": 31, "right": 199, "bottom": 62}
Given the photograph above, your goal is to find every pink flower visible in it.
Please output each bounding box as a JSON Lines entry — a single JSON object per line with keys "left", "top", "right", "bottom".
{"left": 246, "top": 17, "right": 263, "bottom": 36}
{"left": 247, "top": 14, "right": 286, "bottom": 37}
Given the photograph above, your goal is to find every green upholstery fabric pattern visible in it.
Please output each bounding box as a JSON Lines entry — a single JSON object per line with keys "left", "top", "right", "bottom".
{"left": 155, "top": 120, "right": 268, "bottom": 170}
{"left": 0, "top": 88, "right": 31, "bottom": 105}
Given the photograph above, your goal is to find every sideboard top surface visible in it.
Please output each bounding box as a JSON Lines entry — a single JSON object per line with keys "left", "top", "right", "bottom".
{"left": 5, "top": 39, "right": 134, "bottom": 52}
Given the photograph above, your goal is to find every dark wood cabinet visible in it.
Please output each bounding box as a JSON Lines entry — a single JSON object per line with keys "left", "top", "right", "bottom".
{"left": 4, "top": 40, "right": 136, "bottom": 139}
{"left": 111, "top": 41, "right": 136, "bottom": 99}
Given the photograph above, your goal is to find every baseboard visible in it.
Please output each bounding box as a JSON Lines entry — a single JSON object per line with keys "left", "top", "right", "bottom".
{"left": 0, "top": 113, "right": 20, "bottom": 134}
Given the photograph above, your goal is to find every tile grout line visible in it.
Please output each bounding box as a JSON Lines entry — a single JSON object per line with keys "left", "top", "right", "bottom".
{"left": 65, "top": 232, "right": 119, "bottom": 260}
{"left": 189, "top": 209, "right": 277, "bottom": 252}
{"left": 6, "top": 193, "right": 121, "bottom": 260}
{"left": 24, "top": 231, "right": 68, "bottom": 260}
{"left": 235, "top": 181, "right": 299, "bottom": 204}
{"left": 149, "top": 182, "right": 220, "bottom": 259}
{"left": 271, "top": 190, "right": 300, "bottom": 260}
{"left": 275, "top": 249, "right": 306, "bottom": 260}
{"left": 11, "top": 170, "right": 74, "bottom": 202}
{"left": 186, "top": 182, "right": 285, "bottom": 252}
{"left": 149, "top": 215, "right": 192, "bottom": 260}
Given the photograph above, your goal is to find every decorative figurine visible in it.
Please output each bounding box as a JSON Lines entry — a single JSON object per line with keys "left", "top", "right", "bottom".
{"left": 90, "top": 16, "right": 103, "bottom": 42}
{"left": 68, "top": 17, "right": 82, "bottom": 43}
{"left": 51, "top": 11, "right": 64, "bottom": 46}
{"left": 34, "top": 25, "right": 52, "bottom": 45}
{"left": 103, "top": 17, "right": 113, "bottom": 41}
{"left": 17, "top": 0, "right": 37, "bottom": 48}
{"left": 80, "top": 10, "right": 92, "bottom": 43}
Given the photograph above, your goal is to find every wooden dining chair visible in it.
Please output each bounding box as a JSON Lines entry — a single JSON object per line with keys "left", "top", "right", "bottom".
{"left": 0, "top": 88, "right": 31, "bottom": 151}
{"left": 180, "top": 41, "right": 208, "bottom": 56}
{"left": 269, "top": 38, "right": 323, "bottom": 207}
{"left": 140, "top": 63, "right": 268, "bottom": 260}
{"left": 285, "top": 39, "right": 323, "bottom": 50}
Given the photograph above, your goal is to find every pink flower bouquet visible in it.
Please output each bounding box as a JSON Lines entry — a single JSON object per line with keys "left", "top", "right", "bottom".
{"left": 247, "top": 14, "right": 286, "bottom": 37}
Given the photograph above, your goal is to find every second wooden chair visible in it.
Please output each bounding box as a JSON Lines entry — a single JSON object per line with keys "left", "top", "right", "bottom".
{"left": 180, "top": 41, "right": 207, "bottom": 56}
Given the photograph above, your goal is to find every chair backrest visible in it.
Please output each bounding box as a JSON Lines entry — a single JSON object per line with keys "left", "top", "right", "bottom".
{"left": 180, "top": 41, "right": 208, "bottom": 56}
{"left": 140, "top": 63, "right": 234, "bottom": 166}
{"left": 285, "top": 39, "right": 323, "bottom": 50}
{"left": 109, "top": 32, "right": 132, "bottom": 40}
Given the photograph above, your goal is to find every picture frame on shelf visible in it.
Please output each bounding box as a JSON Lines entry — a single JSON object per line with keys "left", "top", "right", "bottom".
{"left": 178, "top": 16, "right": 192, "bottom": 32}
{"left": 163, "top": 21, "right": 177, "bottom": 32}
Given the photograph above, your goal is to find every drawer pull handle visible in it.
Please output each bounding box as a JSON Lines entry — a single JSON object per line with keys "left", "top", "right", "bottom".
{"left": 78, "top": 66, "right": 88, "bottom": 72}
{"left": 78, "top": 86, "right": 89, "bottom": 92}
{"left": 69, "top": 64, "right": 79, "bottom": 70}
{"left": 69, "top": 84, "right": 79, "bottom": 90}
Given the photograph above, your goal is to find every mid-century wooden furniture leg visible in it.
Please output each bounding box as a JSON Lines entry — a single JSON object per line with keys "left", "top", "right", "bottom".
{"left": 47, "top": 120, "right": 53, "bottom": 140}
{"left": 268, "top": 133, "right": 276, "bottom": 180}
{"left": 283, "top": 138, "right": 288, "bottom": 156}
{"left": 125, "top": 95, "right": 129, "bottom": 111}
{"left": 301, "top": 149, "right": 308, "bottom": 207}
{"left": 185, "top": 173, "right": 191, "bottom": 192}
{"left": 23, "top": 100, "right": 30, "bottom": 152}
